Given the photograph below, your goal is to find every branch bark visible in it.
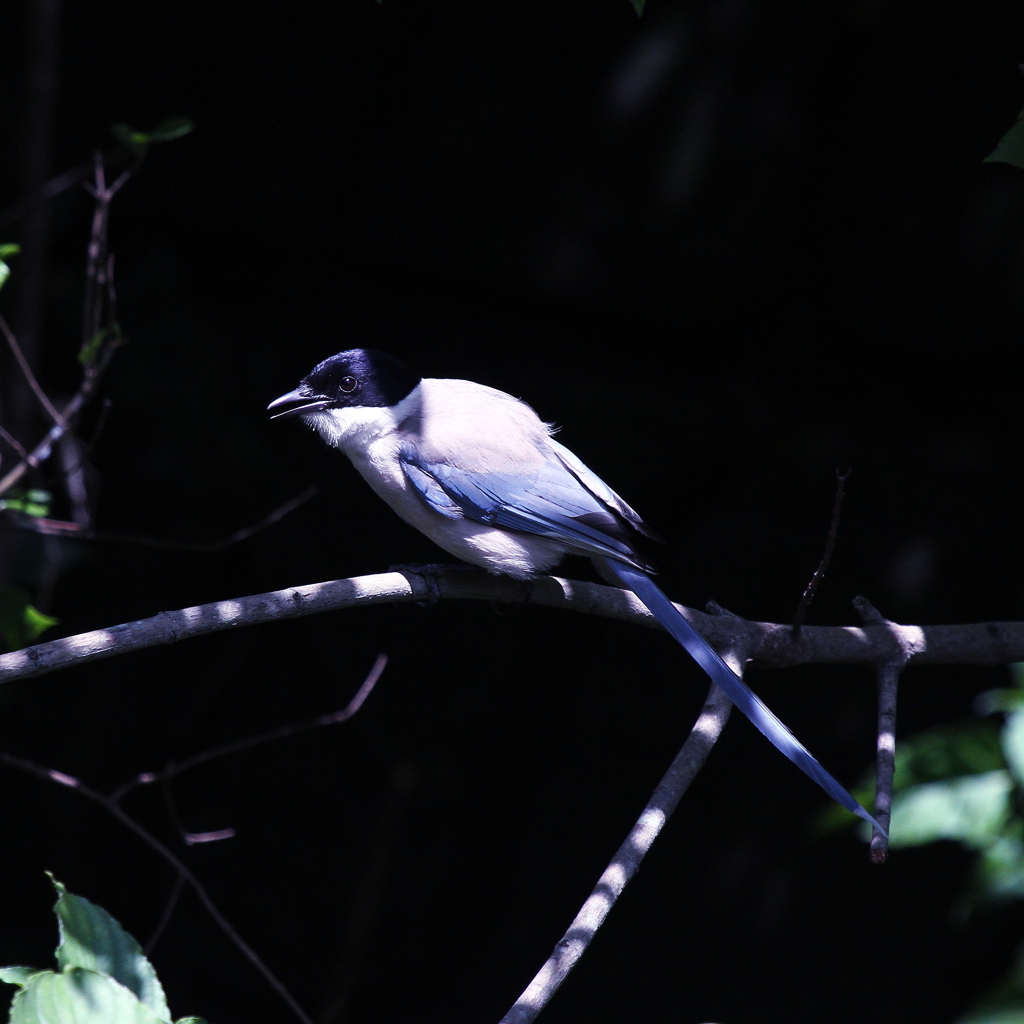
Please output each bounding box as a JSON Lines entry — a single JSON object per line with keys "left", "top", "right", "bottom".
{"left": 1, "top": 567, "right": 1023, "bottom": 685}
{"left": 853, "top": 596, "right": 910, "bottom": 863}
{"left": 499, "top": 678, "right": 735, "bottom": 1024}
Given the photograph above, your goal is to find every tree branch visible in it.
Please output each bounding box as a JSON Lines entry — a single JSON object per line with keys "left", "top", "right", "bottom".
{"left": 499, "top": 671, "right": 736, "bottom": 1024}
{"left": 870, "top": 660, "right": 900, "bottom": 863}
{"left": 0, "top": 152, "right": 126, "bottom": 499}
{"left": 0, "top": 342, "right": 116, "bottom": 497}
{"left": 853, "top": 596, "right": 908, "bottom": 863}
{"left": 0, "top": 311, "right": 64, "bottom": 426}
{"left": 1, "top": 568, "right": 1022, "bottom": 685}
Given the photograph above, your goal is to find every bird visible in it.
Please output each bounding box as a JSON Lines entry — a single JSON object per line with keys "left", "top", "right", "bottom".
{"left": 269, "top": 347, "right": 882, "bottom": 832}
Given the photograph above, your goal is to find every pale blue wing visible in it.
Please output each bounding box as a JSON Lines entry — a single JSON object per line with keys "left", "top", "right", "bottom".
{"left": 547, "top": 438, "right": 661, "bottom": 541}
{"left": 399, "top": 444, "right": 651, "bottom": 570}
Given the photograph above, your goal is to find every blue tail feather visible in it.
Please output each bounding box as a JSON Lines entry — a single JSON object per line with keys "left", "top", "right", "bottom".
{"left": 604, "top": 559, "right": 884, "bottom": 835}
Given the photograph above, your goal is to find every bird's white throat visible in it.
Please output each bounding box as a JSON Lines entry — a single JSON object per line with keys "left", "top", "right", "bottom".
{"left": 301, "top": 385, "right": 421, "bottom": 453}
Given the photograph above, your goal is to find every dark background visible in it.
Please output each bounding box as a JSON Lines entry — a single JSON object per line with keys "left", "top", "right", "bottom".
{"left": 1, "top": 1, "right": 1024, "bottom": 1021}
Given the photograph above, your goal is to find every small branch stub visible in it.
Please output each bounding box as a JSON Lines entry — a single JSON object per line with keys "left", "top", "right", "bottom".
{"left": 853, "top": 596, "right": 906, "bottom": 862}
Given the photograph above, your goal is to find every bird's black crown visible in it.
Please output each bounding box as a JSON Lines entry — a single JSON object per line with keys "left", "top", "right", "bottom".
{"left": 302, "top": 348, "right": 421, "bottom": 408}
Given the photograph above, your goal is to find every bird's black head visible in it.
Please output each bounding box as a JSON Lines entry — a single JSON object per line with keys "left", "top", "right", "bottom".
{"left": 268, "top": 348, "right": 421, "bottom": 419}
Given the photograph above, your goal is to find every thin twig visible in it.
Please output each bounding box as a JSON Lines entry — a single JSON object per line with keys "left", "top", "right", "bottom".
{"left": 871, "top": 662, "right": 900, "bottom": 863}
{"left": 498, "top": 680, "right": 735, "bottom": 1024}
{"left": 793, "top": 469, "right": 851, "bottom": 636}
{"left": 0, "top": 654, "right": 385, "bottom": 1014}
{"left": 0, "top": 422, "right": 29, "bottom": 461}
{"left": 144, "top": 874, "right": 185, "bottom": 954}
{"left": 0, "top": 751, "right": 314, "bottom": 1024}
{"left": 0, "top": 148, "right": 134, "bottom": 232}
{"left": 9, "top": 485, "right": 320, "bottom": 552}
{"left": 109, "top": 653, "right": 387, "bottom": 802}
{"left": 0, "top": 151, "right": 129, "bottom": 499}
{"left": 0, "top": 312, "right": 64, "bottom": 425}
{"left": 8, "top": 396, "right": 106, "bottom": 491}
{"left": 0, "top": 337, "right": 118, "bottom": 496}
{"left": 8, "top": 399, "right": 110, "bottom": 495}
{"left": 81, "top": 151, "right": 136, "bottom": 350}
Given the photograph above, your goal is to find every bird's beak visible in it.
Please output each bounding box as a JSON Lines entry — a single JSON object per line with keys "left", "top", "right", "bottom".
{"left": 268, "top": 388, "right": 331, "bottom": 420}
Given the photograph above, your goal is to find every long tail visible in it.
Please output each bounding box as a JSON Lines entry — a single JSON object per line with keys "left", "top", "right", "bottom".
{"left": 603, "top": 559, "right": 884, "bottom": 834}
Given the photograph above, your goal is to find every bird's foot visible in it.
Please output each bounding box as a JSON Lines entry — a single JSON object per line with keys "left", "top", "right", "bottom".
{"left": 389, "top": 562, "right": 479, "bottom": 607}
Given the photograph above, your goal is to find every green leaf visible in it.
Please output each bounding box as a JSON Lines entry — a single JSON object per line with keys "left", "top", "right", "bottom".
{"left": 0, "top": 488, "right": 53, "bottom": 518}
{"left": 51, "top": 877, "right": 171, "bottom": 1022}
{"left": 78, "top": 322, "right": 125, "bottom": 367}
{"left": 110, "top": 124, "right": 151, "bottom": 153}
{"left": 0, "top": 242, "right": 19, "bottom": 293}
{"left": 894, "top": 719, "right": 1006, "bottom": 787}
{"left": 629, "top": 0, "right": 645, "bottom": 12}
{"left": 975, "top": 663, "right": 1024, "bottom": 715}
{"left": 145, "top": 117, "right": 194, "bottom": 143}
{"left": 77, "top": 328, "right": 108, "bottom": 367}
{"left": 986, "top": 103, "right": 1024, "bottom": 169}
{"left": 0, "top": 967, "right": 47, "bottom": 987}
{"left": 973, "top": 828, "right": 1024, "bottom": 905}
{"left": 816, "top": 718, "right": 1007, "bottom": 835}
{"left": 889, "top": 770, "right": 1012, "bottom": 850}
{"left": 0, "top": 244, "right": 18, "bottom": 294}
{"left": 9, "top": 967, "right": 165, "bottom": 1024}
{"left": 0, "top": 587, "right": 59, "bottom": 652}
{"left": 110, "top": 118, "right": 193, "bottom": 153}
{"left": 1002, "top": 711, "right": 1024, "bottom": 787}
{"left": 22, "top": 606, "right": 59, "bottom": 643}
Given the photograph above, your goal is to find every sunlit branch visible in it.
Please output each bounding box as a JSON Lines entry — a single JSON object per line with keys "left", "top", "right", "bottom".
{"left": 871, "top": 662, "right": 900, "bottom": 863}
{"left": 2, "top": 568, "right": 1024, "bottom": 686}
{"left": 499, "top": 677, "right": 735, "bottom": 1024}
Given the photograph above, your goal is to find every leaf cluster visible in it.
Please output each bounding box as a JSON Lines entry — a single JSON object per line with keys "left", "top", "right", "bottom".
{"left": 0, "top": 877, "right": 205, "bottom": 1024}
{"left": 822, "top": 664, "right": 1024, "bottom": 1022}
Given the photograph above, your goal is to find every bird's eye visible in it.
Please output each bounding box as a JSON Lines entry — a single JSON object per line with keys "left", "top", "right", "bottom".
{"left": 339, "top": 376, "right": 359, "bottom": 393}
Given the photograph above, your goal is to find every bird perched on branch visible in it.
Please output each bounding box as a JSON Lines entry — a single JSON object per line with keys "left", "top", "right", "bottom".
{"left": 269, "top": 348, "right": 882, "bottom": 832}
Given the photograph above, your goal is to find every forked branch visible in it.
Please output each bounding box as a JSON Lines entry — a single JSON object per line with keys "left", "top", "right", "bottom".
{"left": 2, "top": 568, "right": 1023, "bottom": 686}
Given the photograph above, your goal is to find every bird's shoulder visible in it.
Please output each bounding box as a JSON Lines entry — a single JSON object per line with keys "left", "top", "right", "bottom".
{"left": 404, "top": 378, "right": 554, "bottom": 473}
